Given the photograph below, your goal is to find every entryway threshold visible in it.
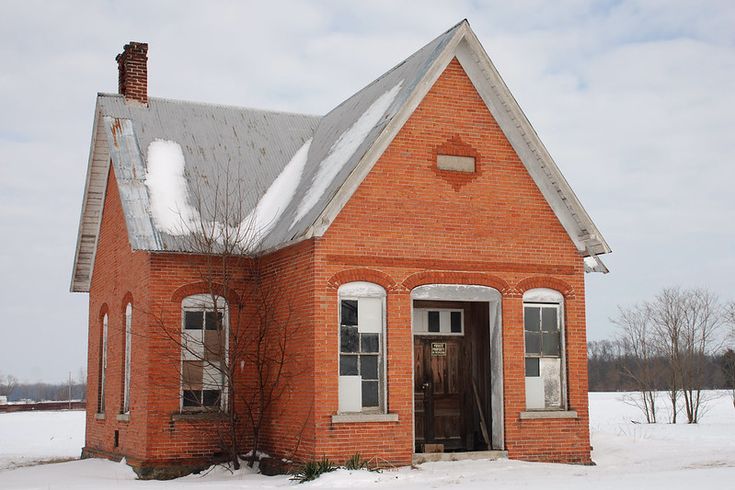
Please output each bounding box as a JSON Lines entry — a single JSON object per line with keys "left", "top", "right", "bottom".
{"left": 413, "top": 450, "right": 508, "bottom": 465}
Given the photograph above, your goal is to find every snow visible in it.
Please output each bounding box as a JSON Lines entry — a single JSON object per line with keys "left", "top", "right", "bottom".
{"left": 3, "top": 392, "right": 735, "bottom": 489}
{"left": 292, "top": 81, "right": 404, "bottom": 228}
{"left": 0, "top": 410, "right": 84, "bottom": 470}
{"left": 145, "top": 139, "right": 201, "bottom": 236}
{"left": 245, "top": 139, "right": 312, "bottom": 241}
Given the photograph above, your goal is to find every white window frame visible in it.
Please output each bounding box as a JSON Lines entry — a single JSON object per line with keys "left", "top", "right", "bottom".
{"left": 337, "top": 282, "right": 387, "bottom": 414}
{"left": 98, "top": 313, "right": 108, "bottom": 414}
{"left": 522, "top": 288, "right": 567, "bottom": 411}
{"left": 412, "top": 308, "right": 465, "bottom": 336}
{"left": 122, "top": 303, "right": 132, "bottom": 414}
{"left": 180, "top": 294, "right": 229, "bottom": 412}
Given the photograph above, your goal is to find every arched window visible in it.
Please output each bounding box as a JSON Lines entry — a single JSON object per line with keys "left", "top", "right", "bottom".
{"left": 181, "top": 294, "right": 228, "bottom": 411}
{"left": 523, "top": 288, "right": 565, "bottom": 410}
{"left": 122, "top": 303, "right": 132, "bottom": 414}
{"left": 337, "top": 282, "right": 386, "bottom": 413}
{"left": 97, "top": 312, "right": 108, "bottom": 414}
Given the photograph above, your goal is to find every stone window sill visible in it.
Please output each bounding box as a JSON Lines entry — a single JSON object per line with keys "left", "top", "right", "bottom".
{"left": 116, "top": 413, "right": 130, "bottom": 422}
{"left": 331, "top": 413, "right": 399, "bottom": 424}
{"left": 171, "top": 411, "right": 227, "bottom": 422}
{"left": 520, "top": 410, "right": 578, "bottom": 420}
{"left": 94, "top": 413, "right": 105, "bottom": 420}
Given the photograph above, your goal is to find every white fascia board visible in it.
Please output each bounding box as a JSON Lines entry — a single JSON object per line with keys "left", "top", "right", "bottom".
{"left": 70, "top": 102, "right": 109, "bottom": 293}
{"left": 457, "top": 29, "right": 611, "bottom": 256}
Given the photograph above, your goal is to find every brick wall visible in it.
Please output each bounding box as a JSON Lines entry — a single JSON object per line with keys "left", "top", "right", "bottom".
{"left": 310, "top": 58, "right": 591, "bottom": 464}
{"left": 85, "top": 166, "right": 151, "bottom": 464}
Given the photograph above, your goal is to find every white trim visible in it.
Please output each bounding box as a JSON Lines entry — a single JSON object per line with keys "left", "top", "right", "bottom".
{"left": 409, "top": 283, "right": 505, "bottom": 451}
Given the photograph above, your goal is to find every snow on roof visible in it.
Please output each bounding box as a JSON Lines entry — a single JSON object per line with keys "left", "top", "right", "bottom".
{"left": 144, "top": 139, "right": 200, "bottom": 236}
{"left": 291, "top": 80, "right": 404, "bottom": 229}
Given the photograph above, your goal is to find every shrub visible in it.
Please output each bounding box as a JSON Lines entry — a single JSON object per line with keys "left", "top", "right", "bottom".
{"left": 344, "top": 453, "right": 370, "bottom": 471}
{"left": 291, "top": 457, "right": 337, "bottom": 483}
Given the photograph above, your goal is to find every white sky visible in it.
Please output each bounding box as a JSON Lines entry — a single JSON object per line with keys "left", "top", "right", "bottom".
{"left": 0, "top": 0, "right": 733, "bottom": 382}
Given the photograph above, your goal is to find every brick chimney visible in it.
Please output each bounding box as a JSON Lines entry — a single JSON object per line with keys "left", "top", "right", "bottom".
{"left": 116, "top": 42, "right": 148, "bottom": 104}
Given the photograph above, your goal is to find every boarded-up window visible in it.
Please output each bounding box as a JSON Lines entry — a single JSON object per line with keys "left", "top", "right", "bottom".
{"left": 337, "top": 282, "right": 386, "bottom": 413}
{"left": 181, "top": 295, "right": 227, "bottom": 411}
{"left": 523, "top": 294, "right": 564, "bottom": 410}
{"left": 413, "top": 308, "right": 464, "bottom": 336}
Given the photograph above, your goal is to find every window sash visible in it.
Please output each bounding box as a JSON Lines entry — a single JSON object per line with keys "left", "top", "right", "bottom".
{"left": 123, "top": 304, "right": 132, "bottom": 414}
{"left": 523, "top": 302, "right": 565, "bottom": 410}
{"left": 338, "top": 295, "right": 385, "bottom": 413}
{"left": 180, "top": 295, "right": 228, "bottom": 412}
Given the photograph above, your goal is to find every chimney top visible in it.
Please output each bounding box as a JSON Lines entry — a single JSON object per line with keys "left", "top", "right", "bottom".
{"left": 116, "top": 42, "right": 148, "bottom": 105}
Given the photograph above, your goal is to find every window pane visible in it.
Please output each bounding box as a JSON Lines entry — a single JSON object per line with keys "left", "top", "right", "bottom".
{"left": 541, "top": 308, "right": 558, "bottom": 332}
{"left": 340, "top": 355, "right": 358, "bottom": 375}
{"left": 184, "top": 311, "right": 204, "bottom": 330}
{"left": 202, "top": 390, "right": 221, "bottom": 407}
{"left": 362, "top": 380, "right": 379, "bottom": 407}
{"left": 524, "top": 307, "right": 540, "bottom": 332}
{"left": 340, "top": 325, "right": 359, "bottom": 353}
{"left": 182, "top": 390, "right": 200, "bottom": 407}
{"left": 341, "top": 300, "right": 358, "bottom": 326}
{"left": 360, "top": 355, "right": 378, "bottom": 380}
{"left": 205, "top": 311, "right": 223, "bottom": 330}
{"left": 542, "top": 332, "right": 561, "bottom": 356}
{"left": 450, "top": 311, "right": 462, "bottom": 333}
{"left": 360, "top": 333, "right": 379, "bottom": 353}
{"left": 428, "top": 311, "right": 440, "bottom": 332}
{"left": 182, "top": 360, "right": 203, "bottom": 390}
{"left": 525, "top": 357, "right": 540, "bottom": 377}
{"left": 525, "top": 331, "right": 541, "bottom": 355}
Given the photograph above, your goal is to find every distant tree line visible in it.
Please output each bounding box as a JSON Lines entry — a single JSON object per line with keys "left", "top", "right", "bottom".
{"left": 588, "top": 287, "right": 735, "bottom": 423}
{"left": 0, "top": 370, "right": 86, "bottom": 403}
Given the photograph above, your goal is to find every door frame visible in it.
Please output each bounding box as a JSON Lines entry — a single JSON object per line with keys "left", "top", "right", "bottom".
{"left": 410, "top": 284, "right": 504, "bottom": 452}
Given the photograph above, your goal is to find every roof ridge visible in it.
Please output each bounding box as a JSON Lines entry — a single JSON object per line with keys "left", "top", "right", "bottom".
{"left": 96, "top": 92, "right": 322, "bottom": 119}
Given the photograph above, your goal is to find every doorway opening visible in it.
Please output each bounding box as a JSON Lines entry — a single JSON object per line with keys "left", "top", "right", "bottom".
{"left": 411, "top": 285, "right": 503, "bottom": 454}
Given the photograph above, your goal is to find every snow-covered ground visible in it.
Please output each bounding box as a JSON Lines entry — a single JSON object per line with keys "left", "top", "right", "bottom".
{"left": 1, "top": 391, "right": 734, "bottom": 489}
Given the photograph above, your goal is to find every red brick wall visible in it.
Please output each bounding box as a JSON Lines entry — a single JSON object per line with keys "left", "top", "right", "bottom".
{"left": 310, "top": 58, "right": 591, "bottom": 464}
{"left": 85, "top": 165, "right": 151, "bottom": 464}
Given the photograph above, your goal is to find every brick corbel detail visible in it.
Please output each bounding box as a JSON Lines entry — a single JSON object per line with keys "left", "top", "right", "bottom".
{"left": 401, "top": 270, "right": 510, "bottom": 294}
{"left": 514, "top": 276, "right": 575, "bottom": 299}
{"left": 326, "top": 268, "right": 400, "bottom": 292}
{"left": 170, "top": 281, "right": 243, "bottom": 307}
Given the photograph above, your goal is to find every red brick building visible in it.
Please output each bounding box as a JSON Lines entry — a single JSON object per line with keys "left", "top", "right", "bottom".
{"left": 71, "top": 20, "right": 610, "bottom": 478}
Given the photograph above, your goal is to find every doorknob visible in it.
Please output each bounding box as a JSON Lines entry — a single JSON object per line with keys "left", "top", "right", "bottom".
{"left": 422, "top": 382, "right": 431, "bottom": 390}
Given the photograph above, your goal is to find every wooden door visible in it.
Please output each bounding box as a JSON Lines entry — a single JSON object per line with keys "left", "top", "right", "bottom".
{"left": 414, "top": 336, "right": 465, "bottom": 452}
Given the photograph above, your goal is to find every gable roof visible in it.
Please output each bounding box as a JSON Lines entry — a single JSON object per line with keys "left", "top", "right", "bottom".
{"left": 71, "top": 20, "right": 610, "bottom": 293}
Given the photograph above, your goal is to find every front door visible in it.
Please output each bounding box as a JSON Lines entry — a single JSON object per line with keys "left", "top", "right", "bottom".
{"left": 414, "top": 336, "right": 466, "bottom": 452}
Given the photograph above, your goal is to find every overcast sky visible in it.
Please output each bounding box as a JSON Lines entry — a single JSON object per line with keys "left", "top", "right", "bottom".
{"left": 1, "top": 1, "right": 733, "bottom": 383}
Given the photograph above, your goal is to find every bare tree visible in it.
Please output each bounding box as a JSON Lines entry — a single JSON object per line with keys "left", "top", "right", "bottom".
{"left": 0, "top": 372, "right": 18, "bottom": 398}
{"left": 648, "top": 288, "right": 686, "bottom": 423}
{"left": 677, "top": 289, "right": 723, "bottom": 423}
{"left": 144, "top": 160, "right": 305, "bottom": 471}
{"left": 613, "top": 305, "right": 659, "bottom": 423}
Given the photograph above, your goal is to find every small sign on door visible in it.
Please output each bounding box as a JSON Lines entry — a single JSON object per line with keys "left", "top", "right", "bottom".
{"left": 431, "top": 342, "right": 447, "bottom": 357}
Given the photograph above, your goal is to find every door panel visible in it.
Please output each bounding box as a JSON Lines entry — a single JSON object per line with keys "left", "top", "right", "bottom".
{"left": 415, "top": 336, "right": 465, "bottom": 452}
